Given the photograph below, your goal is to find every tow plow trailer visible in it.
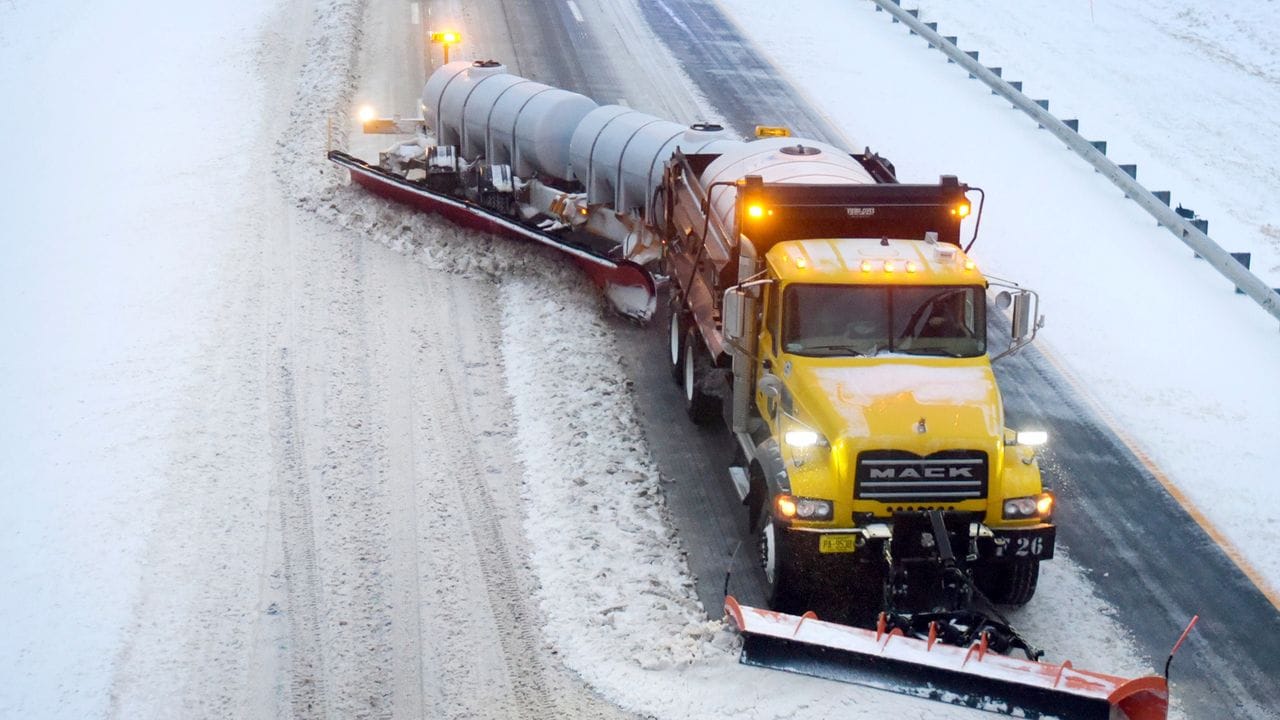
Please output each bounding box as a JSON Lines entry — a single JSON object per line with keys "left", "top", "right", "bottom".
{"left": 327, "top": 150, "right": 656, "bottom": 320}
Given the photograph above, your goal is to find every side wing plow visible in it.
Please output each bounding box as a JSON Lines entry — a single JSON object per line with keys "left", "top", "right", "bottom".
{"left": 327, "top": 150, "right": 656, "bottom": 321}
{"left": 725, "top": 596, "right": 1170, "bottom": 720}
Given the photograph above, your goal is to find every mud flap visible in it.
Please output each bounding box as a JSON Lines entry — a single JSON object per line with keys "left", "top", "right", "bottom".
{"left": 726, "top": 597, "right": 1169, "bottom": 720}
{"left": 328, "top": 150, "right": 656, "bottom": 320}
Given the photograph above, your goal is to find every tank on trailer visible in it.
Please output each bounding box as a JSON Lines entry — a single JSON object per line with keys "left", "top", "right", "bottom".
{"left": 426, "top": 61, "right": 598, "bottom": 180}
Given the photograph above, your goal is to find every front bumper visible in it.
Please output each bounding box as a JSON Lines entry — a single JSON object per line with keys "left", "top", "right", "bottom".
{"left": 783, "top": 520, "right": 1056, "bottom": 563}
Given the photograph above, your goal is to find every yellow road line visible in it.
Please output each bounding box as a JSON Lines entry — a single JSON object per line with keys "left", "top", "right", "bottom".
{"left": 1036, "top": 342, "right": 1280, "bottom": 612}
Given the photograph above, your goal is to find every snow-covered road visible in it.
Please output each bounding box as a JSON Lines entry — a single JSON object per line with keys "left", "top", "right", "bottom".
{"left": 3, "top": 0, "right": 1275, "bottom": 717}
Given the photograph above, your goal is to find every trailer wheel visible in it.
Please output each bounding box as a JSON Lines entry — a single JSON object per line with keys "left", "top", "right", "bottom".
{"left": 975, "top": 560, "right": 1040, "bottom": 606}
{"left": 682, "top": 328, "right": 717, "bottom": 424}
{"left": 758, "top": 515, "right": 801, "bottom": 611}
{"left": 667, "top": 302, "right": 685, "bottom": 384}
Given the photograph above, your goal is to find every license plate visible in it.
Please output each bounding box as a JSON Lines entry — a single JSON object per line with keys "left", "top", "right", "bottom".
{"left": 985, "top": 526, "right": 1056, "bottom": 560}
{"left": 819, "top": 534, "right": 858, "bottom": 554}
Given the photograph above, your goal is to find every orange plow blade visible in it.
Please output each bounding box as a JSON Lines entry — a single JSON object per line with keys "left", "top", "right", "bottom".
{"left": 725, "top": 596, "right": 1168, "bottom": 719}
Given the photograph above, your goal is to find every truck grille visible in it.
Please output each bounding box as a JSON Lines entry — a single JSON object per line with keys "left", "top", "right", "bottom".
{"left": 854, "top": 450, "right": 988, "bottom": 502}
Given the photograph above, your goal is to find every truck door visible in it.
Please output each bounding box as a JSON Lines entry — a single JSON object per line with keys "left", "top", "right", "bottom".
{"left": 757, "top": 280, "right": 782, "bottom": 428}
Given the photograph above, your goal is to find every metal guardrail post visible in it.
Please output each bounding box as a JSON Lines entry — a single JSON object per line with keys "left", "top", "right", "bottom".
{"left": 868, "top": 0, "right": 1280, "bottom": 326}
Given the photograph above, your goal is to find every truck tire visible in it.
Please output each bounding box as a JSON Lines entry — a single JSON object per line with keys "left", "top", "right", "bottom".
{"left": 667, "top": 303, "right": 685, "bottom": 384}
{"left": 758, "top": 514, "right": 802, "bottom": 612}
{"left": 975, "top": 560, "right": 1039, "bottom": 606}
{"left": 682, "top": 327, "right": 717, "bottom": 424}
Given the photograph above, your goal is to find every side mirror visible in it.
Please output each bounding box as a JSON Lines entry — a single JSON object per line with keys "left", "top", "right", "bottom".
{"left": 723, "top": 287, "right": 747, "bottom": 343}
{"left": 990, "top": 286, "right": 1043, "bottom": 362}
{"left": 1011, "top": 291, "right": 1033, "bottom": 341}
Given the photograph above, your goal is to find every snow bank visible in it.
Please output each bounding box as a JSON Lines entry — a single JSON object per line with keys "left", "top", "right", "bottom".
{"left": 0, "top": 1, "right": 275, "bottom": 715}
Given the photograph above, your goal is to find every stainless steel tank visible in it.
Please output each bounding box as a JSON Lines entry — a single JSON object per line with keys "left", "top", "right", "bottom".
{"left": 423, "top": 61, "right": 596, "bottom": 180}
{"left": 571, "top": 107, "right": 740, "bottom": 216}
{"left": 424, "top": 60, "right": 507, "bottom": 154}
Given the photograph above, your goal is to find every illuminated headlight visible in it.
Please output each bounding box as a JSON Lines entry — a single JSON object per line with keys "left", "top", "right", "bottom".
{"left": 784, "top": 430, "right": 824, "bottom": 448}
{"left": 1015, "top": 430, "right": 1048, "bottom": 447}
{"left": 1003, "top": 492, "right": 1054, "bottom": 520}
{"left": 776, "top": 494, "right": 833, "bottom": 521}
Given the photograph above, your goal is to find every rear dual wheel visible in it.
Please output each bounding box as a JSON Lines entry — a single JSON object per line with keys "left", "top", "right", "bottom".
{"left": 682, "top": 327, "right": 718, "bottom": 424}
{"left": 668, "top": 303, "right": 685, "bottom": 384}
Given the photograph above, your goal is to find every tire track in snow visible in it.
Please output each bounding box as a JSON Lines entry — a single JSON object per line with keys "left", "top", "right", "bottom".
{"left": 273, "top": 348, "right": 332, "bottom": 720}
{"left": 412, "top": 277, "right": 556, "bottom": 719}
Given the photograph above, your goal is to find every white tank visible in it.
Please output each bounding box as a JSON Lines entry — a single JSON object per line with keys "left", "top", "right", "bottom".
{"left": 424, "top": 60, "right": 507, "bottom": 153}
{"left": 700, "top": 138, "right": 875, "bottom": 238}
{"left": 488, "top": 82, "right": 596, "bottom": 179}
{"left": 571, "top": 107, "right": 741, "bottom": 216}
{"left": 423, "top": 61, "right": 597, "bottom": 179}
{"left": 458, "top": 72, "right": 531, "bottom": 165}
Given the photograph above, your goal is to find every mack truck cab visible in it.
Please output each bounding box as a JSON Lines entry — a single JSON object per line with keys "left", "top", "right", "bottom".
{"left": 737, "top": 235, "right": 1054, "bottom": 610}
{"left": 662, "top": 138, "right": 1055, "bottom": 616}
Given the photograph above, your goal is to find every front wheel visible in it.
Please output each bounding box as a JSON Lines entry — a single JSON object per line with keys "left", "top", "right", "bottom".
{"left": 974, "top": 560, "right": 1040, "bottom": 606}
{"left": 758, "top": 515, "right": 802, "bottom": 612}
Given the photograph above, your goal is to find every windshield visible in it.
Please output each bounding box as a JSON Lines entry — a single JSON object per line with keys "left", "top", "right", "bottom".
{"left": 782, "top": 284, "right": 986, "bottom": 357}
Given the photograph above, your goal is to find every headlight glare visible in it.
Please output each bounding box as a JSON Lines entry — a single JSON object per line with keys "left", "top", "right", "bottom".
{"left": 784, "top": 430, "right": 821, "bottom": 448}
{"left": 1016, "top": 430, "right": 1048, "bottom": 446}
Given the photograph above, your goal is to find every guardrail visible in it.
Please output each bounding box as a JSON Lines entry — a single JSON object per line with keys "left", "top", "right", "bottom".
{"left": 868, "top": 0, "right": 1280, "bottom": 327}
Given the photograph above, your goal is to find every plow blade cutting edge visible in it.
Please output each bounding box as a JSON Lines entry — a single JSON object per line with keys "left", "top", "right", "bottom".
{"left": 725, "top": 597, "right": 1169, "bottom": 720}
{"left": 327, "top": 150, "right": 656, "bottom": 321}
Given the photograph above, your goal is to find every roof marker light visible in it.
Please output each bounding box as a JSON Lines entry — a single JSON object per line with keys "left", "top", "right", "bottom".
{"left": 883, "top": 260, "right": 894, "bottom": 273}
{"left": 747, "top": 204, "right": 765, "bottom": 219}
{"left": 905, "top": 261, "right": 918, "bottom": 273}
{"left": 952, "top": 203, "right": 971, "bottom": 218}
{"left": 964, "top": 259, "right": 977, "bottom": 271}
{"left": 860, "top": 260, "right": 873, "bottom": 273}
{"left": 795, "top": 257, "right": 807, "bottom": 269}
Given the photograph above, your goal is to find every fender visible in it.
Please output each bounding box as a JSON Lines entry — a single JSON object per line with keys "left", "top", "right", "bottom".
{"left": 748, "top": 438, "right": 791, "bottom": 529}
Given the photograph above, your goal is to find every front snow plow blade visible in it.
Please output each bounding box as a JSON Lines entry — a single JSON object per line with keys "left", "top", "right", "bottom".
{"left": 328, "top": 150, "right": 656, "bottom": 321}
{"left": 725, "top": 597, "right": 1169, "bottom": 719}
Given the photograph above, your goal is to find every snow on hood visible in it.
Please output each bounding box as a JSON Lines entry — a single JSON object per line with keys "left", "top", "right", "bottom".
{"left": 803, "top": 361, "right": 1003, "bottom": 440}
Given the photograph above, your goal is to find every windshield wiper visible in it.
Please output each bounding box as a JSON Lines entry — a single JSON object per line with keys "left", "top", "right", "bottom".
{"left": 794, "top": 343, "right": 879, "bottom": 357}
{"left": 902, "top": 347, "right": 973, "bottom": 358}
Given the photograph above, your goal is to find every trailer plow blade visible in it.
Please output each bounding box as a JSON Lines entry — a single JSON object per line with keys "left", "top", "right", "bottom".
{"left": 725, "top": 597, "right": 1168, "bottom": 720}
{"left": 327, "top": 150, "right": 656, "bottom": 321}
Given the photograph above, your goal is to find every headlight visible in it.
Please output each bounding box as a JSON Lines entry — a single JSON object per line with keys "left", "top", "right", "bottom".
{"left": 1003, "top": 492, "right": 1054, "bottom": 520}
{"left": 1015, "top": 430, "right": 1048, "bottom": 446}
{"left": 775, "top": 494, "right": 833, "bottom": 521}
{"left": 784, "top": 429, "right": 823, "bottom": 448}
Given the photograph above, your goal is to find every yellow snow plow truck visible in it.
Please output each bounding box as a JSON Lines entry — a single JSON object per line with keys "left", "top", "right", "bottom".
{"left": 331, "top": 60, "right": 1183, "bottom": 719}
{"left": 663, "top": 144, "right": 1056, "bottom": 632}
